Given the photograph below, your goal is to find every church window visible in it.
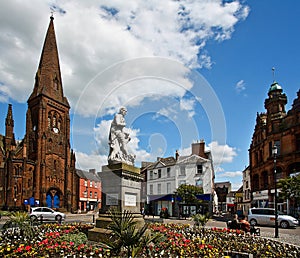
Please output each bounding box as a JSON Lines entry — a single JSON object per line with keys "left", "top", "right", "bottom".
{"left": 58, "top": 119, "right": 61, "bottom": 130}
{"left": 53, "top": 116, "right": 56, "bottom": 127}
{"left": 48, "top": 116, "right": 51, "bottom": 129}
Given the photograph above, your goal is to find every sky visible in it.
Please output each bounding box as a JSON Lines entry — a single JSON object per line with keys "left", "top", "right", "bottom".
{"left": 1, "top": 0, "right": 300, "bottom": 191}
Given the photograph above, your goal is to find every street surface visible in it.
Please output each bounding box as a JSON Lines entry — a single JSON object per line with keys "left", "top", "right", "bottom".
{"left": 1, "top": 212, "right": 299, "bottom": 247}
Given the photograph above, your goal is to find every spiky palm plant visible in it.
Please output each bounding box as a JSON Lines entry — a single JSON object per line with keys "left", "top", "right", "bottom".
{"left": 192, "top": 213, "right": 210, "bottom": 231}
{"left": 104, "top": 208, "right": 162, "bottom": 258}
{"left": 3, "top": 211, "right": 35, "bottom": 239}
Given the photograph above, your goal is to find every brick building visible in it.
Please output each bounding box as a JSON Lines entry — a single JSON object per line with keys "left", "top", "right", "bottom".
{"left": 76, "top": 169, "right": 102, "bottom": 212}
{"left": 0, "top": 16, "right": 79, "bottom": 211}
{"left": 250, "top": 81, "right": 300, "bottom": 213}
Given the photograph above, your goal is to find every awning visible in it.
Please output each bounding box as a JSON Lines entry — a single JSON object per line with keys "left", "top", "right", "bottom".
{"left": 148, "top": 193, "right": 212, "bottom": 202}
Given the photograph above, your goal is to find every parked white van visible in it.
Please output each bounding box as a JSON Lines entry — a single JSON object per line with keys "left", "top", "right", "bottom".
{"left": 248, "top": 208, "right": 299, "bottom": 228}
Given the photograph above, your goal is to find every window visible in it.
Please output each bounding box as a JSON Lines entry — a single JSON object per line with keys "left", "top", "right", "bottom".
{"left": 197, "top": 164, "right": 203, "bottom": 174}
{"left": 90, "top": 181, "right": 93, "bottom": 187}
{"left": 196, "top": 179, "right": 203, "bottom": 187}
{"left": 90, "top": 191, "right": 93, "bottom": 198}
{"left": 158, "top": 184, "right": 161, "bottom": 194}
{"left": 95, "top": 192, "right": 98, "bottom": 198}
{"left": 179, "top": 180, "right": 186, "bottom": 185}
{"left": 262, "top": 171, "right": 268, "bottom": 189}
{"left": 167, "top": 183, "right": 171, "bottom": 193}
{"left": 150, "top": 185, "right": 153, "bottom": 195}
{"left": 167, "top": 168, "right": 170, "bottom": 178}
{"left": 150, "top": 171, "right": 153, "bottom": 180}
{"left": 180, "top": 166, "right": 185, "bottom": 176}
{"left": 253, "top": 174, "right": 259, "bottom": 191}
{"left": 84, "top": 180, "right": 87, "bottom": 187}
{"left": 158, "top": 169, "right": 162, "bottom": 178}
{"left": 269, "top": 142, "right": 273, "bottom": 158}
{"left": 274, "top": 140, "right": 281, "bottom": 155}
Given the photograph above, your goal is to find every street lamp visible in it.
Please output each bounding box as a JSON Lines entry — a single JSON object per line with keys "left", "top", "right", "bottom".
{"left": 86, "top": 186, "right": 89, "bottom": 212}
{"left": 272, "top": 144, "right": 279, "bottom": 238}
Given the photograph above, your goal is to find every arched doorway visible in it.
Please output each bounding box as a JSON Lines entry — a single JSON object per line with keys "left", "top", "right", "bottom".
{"left": 46, "top": 188, "right": 62, "bottom": 209}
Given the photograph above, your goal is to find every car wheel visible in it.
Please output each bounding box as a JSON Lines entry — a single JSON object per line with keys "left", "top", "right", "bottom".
{"left": 30, "top": 215, "right": 38, "bottom": 222}
{"left": 55, "top": 215, "right": 62, "bottom": 222}
{"left": 250, "top": 219, "right": 257, "bottom": 226}
{"left": 280, "top": 220, "right": 289, "bottom": 229}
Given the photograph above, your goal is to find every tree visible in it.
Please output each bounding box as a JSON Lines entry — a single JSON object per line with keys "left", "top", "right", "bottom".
{"left": 278, "top": 174, "right": 300, "bottom": 216}
{"left": 176, "top": 184, "right": 204, "bottom": 205}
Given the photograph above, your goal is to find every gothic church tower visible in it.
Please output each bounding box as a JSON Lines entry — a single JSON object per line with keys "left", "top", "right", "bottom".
{"left": 25, "top": 16, "right": 77, "bottom": 210}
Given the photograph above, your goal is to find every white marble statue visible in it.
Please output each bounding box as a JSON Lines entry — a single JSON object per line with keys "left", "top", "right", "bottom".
{"left": 108, "top": 107, "right": 135, "bottom": 165}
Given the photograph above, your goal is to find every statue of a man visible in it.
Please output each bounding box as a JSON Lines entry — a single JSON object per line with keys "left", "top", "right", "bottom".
{"left": 108, "top": 107, "right": 135, "bottom": 165}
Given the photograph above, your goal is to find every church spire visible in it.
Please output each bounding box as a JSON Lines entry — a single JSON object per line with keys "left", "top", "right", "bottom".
{"left": 5, "top": 104, "right": 14, "bottom": 137}
{"left": 5, "top": 104, "right": 16, "bottom": 150}
{"left": 28, "top": 16, "right": 69, "bottom": 107}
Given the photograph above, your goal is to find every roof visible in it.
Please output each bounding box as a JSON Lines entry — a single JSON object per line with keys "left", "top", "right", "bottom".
{"left": 147, "top": 156, "right": 176, "bottom": 169}
{"left": 76, "top": 169, "right": 101, "bottom": 182}
{"left": 268, "top": 81, "right": 282, "bottom": 93}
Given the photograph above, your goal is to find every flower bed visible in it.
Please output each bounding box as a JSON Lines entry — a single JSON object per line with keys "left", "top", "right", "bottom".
{"left": 0, "top": 223, "right": 111, "bottom": 257}
{"left": 0, "top": 222, "right": 299, "bottom": 257}
{"left": 148, "top": 224, "right": 300, "bottom": 257}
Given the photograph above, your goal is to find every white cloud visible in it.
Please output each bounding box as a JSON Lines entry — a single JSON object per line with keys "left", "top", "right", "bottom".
{"left": 178, "top": 141, "right": 237, "bottom": 168}
{"left": 0, "top": 0, "right": 249, "bottom": 115}
{"left": 0, "top": 0, "right": 249, "bottom": 171}
{"left": 208, "top": 141, "right": 237, "bottom": 166}
{"left": 219, "top": 171, "right": 243, "bottom": 178}
{"left": 235, "top": 79, "right": 246, "bottom": 93}
{"left": 75, "top": 151, "right": 105, "bottom": 172}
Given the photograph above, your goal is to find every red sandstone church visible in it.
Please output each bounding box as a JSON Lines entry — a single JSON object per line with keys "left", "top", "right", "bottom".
{"left": 0, "top": 16, "right": 79, "bottom": 211}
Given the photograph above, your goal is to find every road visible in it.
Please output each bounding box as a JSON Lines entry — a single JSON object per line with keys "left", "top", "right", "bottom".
{"left": 1, "top": 213, "right": 299, "bottom": 247}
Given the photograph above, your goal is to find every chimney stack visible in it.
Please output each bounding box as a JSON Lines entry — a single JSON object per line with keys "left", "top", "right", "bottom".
{"left": 191, "top": 139, "right": 206, "bottom": 158}
{"left": 89, "top": 169, "right": 96, "bottom": 175}
{"left": 175, "top": 150, "right": 179, "bottom": 161}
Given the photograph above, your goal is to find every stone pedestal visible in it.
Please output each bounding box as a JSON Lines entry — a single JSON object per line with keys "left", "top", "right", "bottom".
{"left": 88, "top": 162, "right": 144, "bottom": 242}
{"left": 100, "top": 162, "right": 143, "bottom": 214}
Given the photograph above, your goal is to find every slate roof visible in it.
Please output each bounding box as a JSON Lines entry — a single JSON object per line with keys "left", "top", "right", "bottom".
{"left": 76, "top": 169, "right": 101, "bottom": 182}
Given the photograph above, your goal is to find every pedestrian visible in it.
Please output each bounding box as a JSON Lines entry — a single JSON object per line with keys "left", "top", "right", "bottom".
{"left": 240, "top": 215, "right": 250, "bottom": 232}
{"left": 141, "top": 207, "right": 145, "bottom": 218}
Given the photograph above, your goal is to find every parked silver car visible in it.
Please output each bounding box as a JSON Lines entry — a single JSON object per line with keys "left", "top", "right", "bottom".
{"left": 248, "top": 208, "right": 299, "bottom": 228}
{"left": 30, "top": 207, "right": 66, "bottom": 222}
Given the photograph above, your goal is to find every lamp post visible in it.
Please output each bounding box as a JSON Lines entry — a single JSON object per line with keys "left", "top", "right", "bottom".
{"left": 272, "top": 144, "right": 279, "bottom": 238}
{"left": 86, "top": 186, "right": 89, "bottom": 212}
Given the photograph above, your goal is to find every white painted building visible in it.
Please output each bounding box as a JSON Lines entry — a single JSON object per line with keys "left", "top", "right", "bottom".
{"left": 145, "top": 140, "right": 216, "bottom": 216}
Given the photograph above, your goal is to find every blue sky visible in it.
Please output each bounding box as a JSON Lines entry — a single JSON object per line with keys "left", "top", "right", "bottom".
{"left": 0, "top": 1, "right": 299, "bottom": 190}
